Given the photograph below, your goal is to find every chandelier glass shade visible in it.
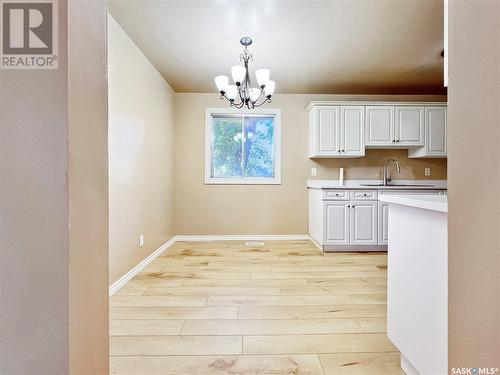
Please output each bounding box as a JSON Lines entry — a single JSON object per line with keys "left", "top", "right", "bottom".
{"left": 214, "top": 37, "right": 275, "bottom": 109}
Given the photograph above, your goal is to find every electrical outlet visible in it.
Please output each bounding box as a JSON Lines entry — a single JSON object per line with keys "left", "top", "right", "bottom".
{"left": 139, "top": 234, "right": 144, "bottom": 247}
{"left": 425, "top": 168, "right": 431, "bottom": 176}
{"left": 311, "top": 167, "right": 317, "bottom": 177}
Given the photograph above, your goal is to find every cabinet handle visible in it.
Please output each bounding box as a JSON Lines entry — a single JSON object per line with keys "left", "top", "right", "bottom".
{"left": 335, "top": 193, "right": 339, "bottom": 196}
{"left": 342, "top": 149, "right": 345, "bottom": 153}
{"left": 396, "top": 139, "right": 400, "bottom": 143}
{"left": 347, "top": 205, "right": 351, "bottom": 208}
{"left": 352, "top": 204, "right": 355, "bottom": 208}
{"left": 392, "top": 139, "right": 395, "bottom": 143}
{"left": 363, "top": 193, "right": 367, "bottom": 196}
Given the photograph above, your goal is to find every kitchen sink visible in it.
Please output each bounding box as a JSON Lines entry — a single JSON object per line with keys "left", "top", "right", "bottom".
{"left": 360, "top": 183, "right": 435, "bottom": 187}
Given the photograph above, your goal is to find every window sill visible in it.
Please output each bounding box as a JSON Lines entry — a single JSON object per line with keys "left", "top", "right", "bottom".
{"left": 204, "top": 177, "right": 281, "bottom": 185}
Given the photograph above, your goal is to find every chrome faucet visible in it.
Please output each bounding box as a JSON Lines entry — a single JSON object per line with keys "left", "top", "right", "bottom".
{"left": 383, "top": 159, "right": 401, "bottom": 185}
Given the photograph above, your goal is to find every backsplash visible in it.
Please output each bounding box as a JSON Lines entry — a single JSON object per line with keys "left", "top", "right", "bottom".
{"left": 308, "top": 149, "right": 447, "bottom": 180}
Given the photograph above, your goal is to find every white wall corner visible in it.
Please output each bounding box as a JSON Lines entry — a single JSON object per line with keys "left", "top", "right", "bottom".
{"left": 108, "top": 236, "right": 177, "bottom": 296}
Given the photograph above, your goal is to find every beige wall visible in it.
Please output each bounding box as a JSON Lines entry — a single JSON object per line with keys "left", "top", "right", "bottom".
{"left": 174, "top": 93, "right": 446, "bottom": 235}
{"left": 0, "top": 1, "right": 109, "bottom": 373}
{"left": 108, "top": 16, "right": 176, "bottom": 285}
{"left": 448, "top": 0, "right": 500, "bottom": 369}
{"left": 0, "top": 1, "right": 69, "bottom": 373}
{"left": 68, "top": 1, "right": 109, "bottom": 373}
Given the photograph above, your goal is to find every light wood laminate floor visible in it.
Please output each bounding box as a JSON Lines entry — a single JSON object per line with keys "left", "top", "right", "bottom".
{"left": 110, "top": 240, "right": 402, "bottom": 375}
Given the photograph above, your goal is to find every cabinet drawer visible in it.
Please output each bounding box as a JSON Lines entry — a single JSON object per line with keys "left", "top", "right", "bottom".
{"left": 323, "top": 190, "right": 349, "bottom": 200}
{"left": 350, "top": 190, "right": 378, "bottom": 200}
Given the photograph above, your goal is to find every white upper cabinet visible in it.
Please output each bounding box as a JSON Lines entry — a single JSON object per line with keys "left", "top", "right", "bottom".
{"left": 365, "top": 106, "right": 394, "bottom": 146}
{"left": 427, "top": 107, "right": 447, "bottom": 154}
{"left": 317, "top": 106, "right": 339, "bottom": 154}
{"left": 408, "top": 107, "right": 447, "bottom": 158}
{"left": 308, "top": 106, "right": 339, "bottom": 157}
{"left": 395, "top": 106, "right": 424, "bottom": 146}
{"left": 365, "top": 105, "right": 424, "bottom": 147}
{"left": 308, "top": 104, "right": 364, "bottom": 158}
{"left": 308, "top": 102, "right": 446, "bottom": 158}
{"left": 339, "top": 106, "right": 365, "bottom": 157}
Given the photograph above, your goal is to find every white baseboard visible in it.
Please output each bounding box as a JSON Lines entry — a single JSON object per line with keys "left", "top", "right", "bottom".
{"left": 309, "top": 236, "right": 323, "bottom": 250}
{"left": 109, "top": 236, "right": 176, "bottom": 296}
{"left": 109, "top": 234, "right": 311, "bottom": 296}
{"left": 174, "top": 234, "right": 311, "bottom": 242}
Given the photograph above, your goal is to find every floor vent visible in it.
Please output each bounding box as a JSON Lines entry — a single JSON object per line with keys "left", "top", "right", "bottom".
{"left": 245, "top": 241, "right": 265, "bottom": 247}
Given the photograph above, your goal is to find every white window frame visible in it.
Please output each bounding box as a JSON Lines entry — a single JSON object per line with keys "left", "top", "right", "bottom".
{"left": 205, "top": 107, "right": 282, "bottom": 185}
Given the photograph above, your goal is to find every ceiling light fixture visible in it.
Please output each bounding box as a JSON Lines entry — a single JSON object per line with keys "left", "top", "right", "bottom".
{"left": 214, "top": 37, "right": 275, "bottom": 109}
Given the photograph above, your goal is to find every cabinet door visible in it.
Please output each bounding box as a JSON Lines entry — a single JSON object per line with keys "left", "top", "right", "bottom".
{"left": 339, "top": 106, "right": 365, "bottom": 156}
{"left": 317, "top": 106, "right": 340, "bottom": 155}
{"left": 325, "top": 202, "right": 350, "bottom": 245}
{"left": 365, "top": 106, "right": 394, "bottom": 146}
{"left": 350, "top": 202, "right": 377, "bottom": 245}
{"left": 378, "top": 201, "right": 389, "bottom": 245}
{"left": 395, "top": 106, "right": 424, "bottom": 146}
{"left": 426, "top": 107, "right": 447, "bottom": 155}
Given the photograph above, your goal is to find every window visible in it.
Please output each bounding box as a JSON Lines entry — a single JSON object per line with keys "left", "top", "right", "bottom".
{"left": 205, "top": 108, "right": 281, "bottom": 184}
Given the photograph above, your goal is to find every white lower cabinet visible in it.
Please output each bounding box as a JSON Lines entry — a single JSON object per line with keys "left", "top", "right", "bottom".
{"left": 310, "top": 187, "right": 447, "bottom": 251}
{"left": 325, "top": 202, "right": 350, "bottom": 244}
{"left": 378, "top": 201, "right": 390, "bottom": 245}
{"left": 350, "top": 201, "right": 378, "bottom": 245}
{"left": 325, "top": 199, "right": 377, "bottom": 246}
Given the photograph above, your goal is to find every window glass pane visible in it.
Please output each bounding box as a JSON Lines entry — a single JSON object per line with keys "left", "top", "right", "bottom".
{"left": 243, "top": 116, "right": 274, "bottom": 177}
{"left": 212, "top": 117, "right": 243, "bottom": 177}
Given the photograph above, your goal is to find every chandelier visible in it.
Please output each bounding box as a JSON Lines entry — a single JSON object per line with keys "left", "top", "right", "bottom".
{"left": 214, "top": 37, "right": 275, "bottom": 109}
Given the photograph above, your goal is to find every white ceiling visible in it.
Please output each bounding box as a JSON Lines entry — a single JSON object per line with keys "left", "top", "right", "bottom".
{"left": 109, "top": 0, "right": 446, "bottom": 95}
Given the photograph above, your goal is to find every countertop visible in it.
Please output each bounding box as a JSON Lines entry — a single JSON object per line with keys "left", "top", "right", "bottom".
{"left": 378, "top": 194, "right": 448, "bottom": 213}
{"left": 307, "top": 180, "right": 447, "bottom": 190}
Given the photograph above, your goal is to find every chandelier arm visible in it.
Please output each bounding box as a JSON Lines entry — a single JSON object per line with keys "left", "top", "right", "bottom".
{"left": 220, "top": 92, "right": 246, "bottom": 109}
{"left": 220, "top": 93, "right": 240, "bottom": 108}
{"left": 252, "top": 97, "right": 272, "bottom": 108}
{"left": 231, "top": 96, "right": 245, "bottom": 109}
{"left": 248, "top": 87, "right": 266, "bottom": 108}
